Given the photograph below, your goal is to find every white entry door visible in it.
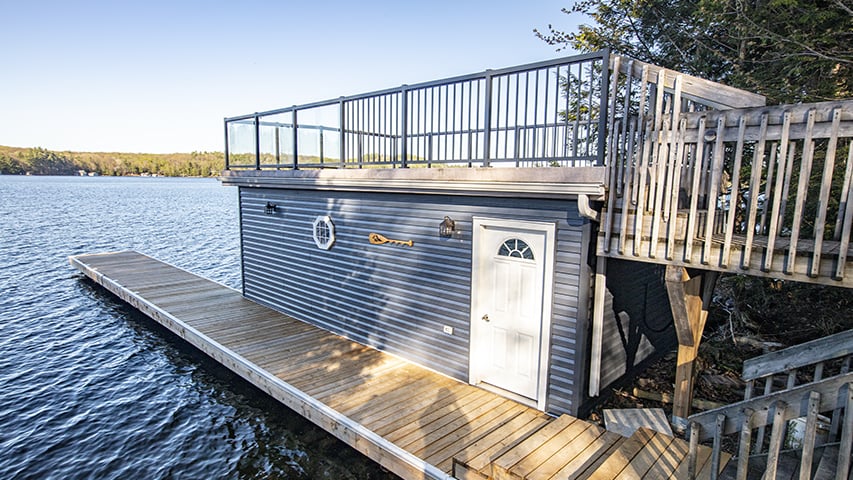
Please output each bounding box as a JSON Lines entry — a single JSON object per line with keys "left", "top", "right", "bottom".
{"left": 470, "top": 217, "right": 555, "bottom": 409}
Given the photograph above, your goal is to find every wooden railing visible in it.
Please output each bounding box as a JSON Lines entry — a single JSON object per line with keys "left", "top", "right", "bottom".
{"left": 600, "top": 92, "right": 853, "bottom": 287}
{"left": 687, "top": 329, "right": 853, "bottom": 480}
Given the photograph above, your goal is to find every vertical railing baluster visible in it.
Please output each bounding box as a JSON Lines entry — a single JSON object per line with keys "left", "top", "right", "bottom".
{"left": 224, "top": 120, "right": 230, "bottom": 170}
{"left": 275, "top": 126, "right": 281, "bottom": 169}
{"left": 339, "top": 98, "right": 346, "bottom": 167}
{"left": 687, "top": 421, "right": 700, "bottom": 480}
{"left": 292, "top": 108, "right": 299, "bottom": 170}
{"left": 597, "top": 49, "right": 610, "bottom": 166}
{"left": 319, "top": 127, "right": 324, "bottom": 165}
{"left": 764, "top": 111, "right": 793, "bottom": 272}
{"left": 400, "top": 86, "right": 408, "bottom": 168}
{"left": 483, "top": 70, "right": 493, "bottom": 167}
{"left": 254, "top": 115, "right": 260, "bottom": 170}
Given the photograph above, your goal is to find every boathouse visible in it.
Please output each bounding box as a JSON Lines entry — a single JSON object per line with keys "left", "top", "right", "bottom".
{"left": 220, "top": 52, "right": 687, "bottom": 417}
{"left": 72, "top": 50, "right": 853, "bottom": 479}
{"left": 218, "top": 48, "right": 853, "bottom": 421}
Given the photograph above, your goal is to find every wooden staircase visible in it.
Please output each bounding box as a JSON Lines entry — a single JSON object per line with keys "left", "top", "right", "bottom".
{"left": 687, "top": 329, "right": 853, "bottom": 480}
{"left": 452, "top": 414, "right": 728, "bottom": 479}
{"left": 457, "top": 330, "right": 853, "bottom": 480}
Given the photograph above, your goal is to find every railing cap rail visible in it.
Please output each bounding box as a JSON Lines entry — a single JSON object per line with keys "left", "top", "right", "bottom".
{"left": 742, "top": 328, "right": 853, "bottom": 381}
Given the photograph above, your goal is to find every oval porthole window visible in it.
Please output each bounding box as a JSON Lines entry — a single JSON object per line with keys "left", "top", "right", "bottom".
{"left": 312, "top": 215, "right": 335, "bottom": 250}
{"left": 497, "top": 238, "right": 534, "bottom": 260}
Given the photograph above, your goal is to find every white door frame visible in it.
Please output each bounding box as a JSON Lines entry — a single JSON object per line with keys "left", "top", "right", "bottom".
{"left": 469, "top": 216, "right": 556, "bottom": 411}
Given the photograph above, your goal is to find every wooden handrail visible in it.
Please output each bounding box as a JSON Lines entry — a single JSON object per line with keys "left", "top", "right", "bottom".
{"left": 742, "top": 328, "right": 853, "bottom": 382}
{"left": 613, "top": 55, "right": 766, "bottom": 111}
{"left": 687, "top": 374, "right": 853, "bottom": 480}
{"left": 689, "top": 372, "right": 852, "bottom": 440}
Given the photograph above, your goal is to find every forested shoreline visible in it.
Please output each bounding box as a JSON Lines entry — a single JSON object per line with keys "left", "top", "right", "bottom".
{"left": 0, "top": 146, "right": 224, "bottom": 177}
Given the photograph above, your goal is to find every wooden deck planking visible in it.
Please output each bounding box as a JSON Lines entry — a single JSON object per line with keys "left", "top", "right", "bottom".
{"left": 70, "top": 251, "right": 724, "bottom": 480}
{"left": 407, "top": 398, "right": 522, "bottom": 458}
{"left": 491, "top": 414, "right": 579, "bottom": 478}
{"left": 506, "top": 416, "right": 592, "bottom": 480}
{"left": 391, "top": 393, "right": 505, "bottom": 448}
{"left": 425, "top": 404, "right": 533, "bottom": 472}
{"left": 370, "top": 384, "right": 488, "bottom": 438}
{"left": 546, "top": 428, "right": 622, "bottom": 480}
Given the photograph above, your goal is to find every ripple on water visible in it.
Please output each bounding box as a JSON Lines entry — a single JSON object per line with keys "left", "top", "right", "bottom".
{"left": 0, "top": 176, "right": 397, "bottom": 480}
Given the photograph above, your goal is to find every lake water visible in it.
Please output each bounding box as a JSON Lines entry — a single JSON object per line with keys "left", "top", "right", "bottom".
{"left": 0, "top": 176, "right": 397, "bottom": 479}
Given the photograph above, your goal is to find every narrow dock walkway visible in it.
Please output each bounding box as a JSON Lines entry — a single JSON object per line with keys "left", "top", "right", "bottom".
{"left": 70, "top": 251, "right": 724, "bottom": 480}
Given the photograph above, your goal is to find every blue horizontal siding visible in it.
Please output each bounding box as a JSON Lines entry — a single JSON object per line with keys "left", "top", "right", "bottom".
{"left": 598, "top": 259, "right": 677, "bottom": 391}
{"left": 239, "top": 187, "right": 588, "bottom": 414}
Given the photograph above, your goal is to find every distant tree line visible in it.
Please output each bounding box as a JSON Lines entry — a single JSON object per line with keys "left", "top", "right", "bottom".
{"left": 0, "top": 146, "right": 224, "bottom": 177}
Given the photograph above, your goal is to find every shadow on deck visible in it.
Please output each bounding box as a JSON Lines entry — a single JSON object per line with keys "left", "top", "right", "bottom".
{"left": 70, "top": 250, "right": 724, "bottom": 480}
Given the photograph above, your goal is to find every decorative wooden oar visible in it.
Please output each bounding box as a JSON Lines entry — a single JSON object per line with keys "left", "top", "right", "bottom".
{"left": 368, "top": 232, "right": 414, "bottom": 247}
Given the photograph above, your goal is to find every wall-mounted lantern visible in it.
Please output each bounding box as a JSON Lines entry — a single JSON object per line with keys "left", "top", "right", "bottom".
{"left": 439, "top": 216, "right": 456, "bottom": 238}
{"left": 265, "top": 202, "right": 277, "bottom": 215}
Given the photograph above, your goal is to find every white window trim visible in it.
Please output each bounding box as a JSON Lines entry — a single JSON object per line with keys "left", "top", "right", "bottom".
{"left": 312, "top": 215, "right": 335, "bottom": 250}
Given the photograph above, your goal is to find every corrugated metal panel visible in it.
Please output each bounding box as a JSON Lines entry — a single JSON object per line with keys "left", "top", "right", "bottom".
{"left": 238, "top": 187, "right": 587, "bottom": 414}
{"left": 597, "top": 259, "right": 676, "bottom": 390}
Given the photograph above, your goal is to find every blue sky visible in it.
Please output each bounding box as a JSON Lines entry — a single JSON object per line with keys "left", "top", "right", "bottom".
{"left": 0, "top": 1, "right": 581, "bottom": 153}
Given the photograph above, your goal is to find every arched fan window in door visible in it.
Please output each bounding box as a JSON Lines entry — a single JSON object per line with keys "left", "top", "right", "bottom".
{"left": 497, "top": 238, "right": 534, "bottom": 260}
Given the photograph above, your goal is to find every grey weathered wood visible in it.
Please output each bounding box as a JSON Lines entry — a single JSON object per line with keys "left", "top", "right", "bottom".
{"left": 703, "top": 116, "right": 726, "bottom": 264}
{"left": 743, "top": 115, "right": 770, "bottom": 268}
{"left": 668, "top": 119, "right": 689, "bottom": 253}
{"left": 810, "top": 108, "right": 842, "bottom": 277}
{"left": 788, "top": 109, "right": 818, "bottom": 274}
{"left": 830, "top": 359, "right": 852, "bottom": 439}
{"left": 618, "top": 118, "right": 637, "bottom": 255}
{"left": 836, "top": 143, "right": 853, "bottom": 279}
{"left": 759, "top": 143, "right": 780, "bottom": 239}
{"left": 688, "top": 372, "right": 853, "bottom": 441}
{"left": 599, "top": 99, "right": 853, "bottom": 289}
{"left": 755, "top": 378, "right": 775, "bottom": 454}
{"left": 835, "top": 139, "right": 853, "bottom": 242}
{"left": 603, "top": 54, "right": 622, "bottom": 252}
{"left": 837, "top": 384, "right": 853, "bottom": 480}
{"left": 800, "top": 391, "right": 821, "bottom": 480}
{"left": 648, "top": 69, "right": 670, "bottom": 259}
{"left": 736, "top": 408, "right": 754, "bottom": 480}
{"left": 815, "top": 362, "right": 825, "bottom": 383}
{"left": 676, "top": 101, "right": 853, "bottom": 141}
{"left": 765, "top": 112, "right": 793, "bottom": 272}
{"left": 615, "top": 55, "right": 766, "bottom": 110}
{"left": 597, "top": 233, "right": 853, "bottom": 289}
{"left": 684, "top": 116, "right": 705, "bottom": 263}
{"left": 742, "top": 329, "right": 853, "bottom": 382}
{"left": 688, "top": 421, "right": 700, "bottom": 480}
{"left": 764, "top": 401, "right": 789, "bottom": 480}
{"left": 710, "top": 414, "right": 725, "bottom": 480}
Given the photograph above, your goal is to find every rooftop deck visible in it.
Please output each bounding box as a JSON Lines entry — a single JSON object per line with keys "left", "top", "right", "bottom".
{"left": 223, "top": 51, "right": 853, "bottom": 290}
{"left": 70, "top": 251, "right": 725, "bottom": 479}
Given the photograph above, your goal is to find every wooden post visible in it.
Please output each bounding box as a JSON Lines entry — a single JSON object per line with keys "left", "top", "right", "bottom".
{"left": 589, "top": 256, "right": 607, "bottom": 397}
{"left": 665, "top": 265, "right": 718, "bottom": 428}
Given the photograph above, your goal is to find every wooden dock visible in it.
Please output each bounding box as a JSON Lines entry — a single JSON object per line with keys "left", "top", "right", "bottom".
{"left": 69, "top": 251, "right": 725, "bottom": 480}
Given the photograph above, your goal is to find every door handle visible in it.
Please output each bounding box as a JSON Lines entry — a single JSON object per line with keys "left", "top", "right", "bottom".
{"left": 482, "top": 314, "right": 490, "bottom": 322}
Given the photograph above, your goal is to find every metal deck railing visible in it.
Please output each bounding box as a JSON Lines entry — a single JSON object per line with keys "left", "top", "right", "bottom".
{"left": 224, "top": 51, "right": 611, "bottom": 170}
{"left": 224, "top": 51, "right": 853, "bottom": 287}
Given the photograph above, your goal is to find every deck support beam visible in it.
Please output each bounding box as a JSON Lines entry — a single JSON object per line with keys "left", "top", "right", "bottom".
{"left": 665, "top": 266, "right": 718, "bottom": 429}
